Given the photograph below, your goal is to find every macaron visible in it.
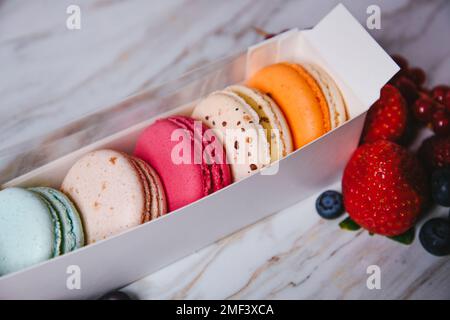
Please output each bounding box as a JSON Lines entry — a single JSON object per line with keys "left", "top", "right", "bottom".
{"left": 61, "top": 149, "right": 167, "bottom": 244}
{"left": 191, "top": 85, "right": 292, "bottom": 181}
{"left": 248, "top": 62, "right": 347, "bottom": 150}
{"left": 29, "top": 187, "right": 84, "bottom": 253}
{"left": 225, "top": 85, "right": 293, "bottom": 162}
{"left": 0, "top": 187, "right": 83, "bottom": 276}
{"left": 134, "top": 116, "right": 232, "bottom": 211}
{"left": 301, "top": 64, "right": 347, "bottom": 130}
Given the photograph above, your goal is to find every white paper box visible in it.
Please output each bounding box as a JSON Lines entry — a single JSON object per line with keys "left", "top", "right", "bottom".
{"left": 0, "top": 4, "right": 399, "bottom": 299}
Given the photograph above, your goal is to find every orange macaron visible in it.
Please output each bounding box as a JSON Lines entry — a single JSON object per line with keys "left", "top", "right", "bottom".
{"left": 248, "top": 62, "right": 346, "bottom": 150}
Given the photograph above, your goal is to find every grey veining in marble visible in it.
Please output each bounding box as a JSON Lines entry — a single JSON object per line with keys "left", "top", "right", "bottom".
{"left": 1, "top": 0, "right": 449, "bottom": 299}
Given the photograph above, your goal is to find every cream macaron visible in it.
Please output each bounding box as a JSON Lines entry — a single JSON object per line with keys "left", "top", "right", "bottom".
{"left": 192, "top": 85, "right": 293, "bottom": 181}
{"left": 225, "top": 85, "right": 293, "bottom": 161}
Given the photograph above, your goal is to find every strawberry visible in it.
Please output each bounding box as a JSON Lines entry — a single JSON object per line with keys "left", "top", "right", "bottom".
{"left": 361, "top": 84, "right": 408, "bottom": 144}
{"left": 418, "top": 135, "right": 450, "bottom": 172}
{"left": 342, "top": 140, "right": 428, "bottom": 236}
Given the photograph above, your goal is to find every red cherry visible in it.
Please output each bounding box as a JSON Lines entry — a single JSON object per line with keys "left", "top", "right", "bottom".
{"left": 432, "top": 110, "right": 450, "bottom": 136}
{"left": 408, "top": 68, "right": 426, "bottom": 87}
{"left": 389, "top": 69, "right": 409, "bottom": 85}
{"left": 435, "top": 102, "right": 446, "bottom": 112}
{"left": 431, "top": 85, "right": 450, "bottom": 104}
{"left": 444, "top": 90, "right": 450, "bottom": 111}
{"left": 418, "top": 88, "right": 431, "bottom": 98}
{"left": 412, "top": 97, "right": 435, "bottom": 122}
{"left": 392, "top": 76, "right": 419, "bottom": 105}
{"left": 391, "top": 54, "right": 409, "bottom": 70}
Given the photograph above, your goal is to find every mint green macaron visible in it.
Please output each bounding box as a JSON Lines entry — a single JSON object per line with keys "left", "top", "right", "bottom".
{"left": 0, "top": 187, "right": 84, "bottom": 276}
{"left": 0, "top": 188, "right": 62, "bottom": 276}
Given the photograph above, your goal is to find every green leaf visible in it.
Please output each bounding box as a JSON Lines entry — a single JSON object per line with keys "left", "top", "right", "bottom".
{"left": 387, "top": 227, "right": 415, "bottom": 245}
{"left": 339, "top": 217, "right": 361, "bottom": 231}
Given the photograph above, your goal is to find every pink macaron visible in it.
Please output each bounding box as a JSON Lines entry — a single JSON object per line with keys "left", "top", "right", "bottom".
{"left": 134, "top": 116, "right": 232, "bottom": 211}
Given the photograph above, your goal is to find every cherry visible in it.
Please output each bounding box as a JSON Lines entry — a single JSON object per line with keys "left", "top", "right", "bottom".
{"left": 412, "top": 97, "right": 436, "bottom": 122}
{"left": 444, "top": 90, "right": 450, "bottom": 111}
{"left": 392, "top": 76, "right": 419, "bottom": 105}
{"left": 418, "top": 88, "right": 431, "bottom": 98}
{"left": 391, "top": 54, "right": 409, "bottom": 70}
{"left": 390, "top": 69, "right": 409, "bottom": 85}
{"left": 408, "top": 68, "right": 426, "bottom": 87}
{"left": 432, "top": 110, "right": 450, "bottom": 136}
{"left": 432, "top": 85, "right": 450, "bottom": 104}
{"left": 435, "top": 102, "right": 447, "bottom": 112}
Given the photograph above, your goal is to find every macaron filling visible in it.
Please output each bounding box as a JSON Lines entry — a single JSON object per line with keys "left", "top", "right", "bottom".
{"left": 227, "top": 85, "right": 292, "bottom": 162}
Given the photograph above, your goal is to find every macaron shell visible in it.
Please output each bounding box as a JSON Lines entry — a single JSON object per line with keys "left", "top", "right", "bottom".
{"left": 61, "top": 150, "right": 146, "bottom": 244}
{"left": 29, "top": 187, "right": 85, "bottom": 253}
{"left": 127, "top": 156, "right": 153, "bottom": 223}
{"left": 134, "top": 118, "right": 210, "bottom": 211}
{"left": 302, "top": 63, "right": 347, "bottom": 129}
{"left": 0, "top": 188, "right": 60, "bottom": 276}
{"left": 33, "top": 195, "right": 62, "bottom": 258}
{"left": 225, "top": 85, "right": 293, "bottom": 161}
{"left": 248, "top": 62, "right": 331, "bottom": 150}
{"left": 130, "top": 157, "right": 167, "bottom": 220}
{"left": 192, "top": 91, "right": 270, "bottom": 181}
{"left": 167, "top": 116, "right": 232, "bottom": 191}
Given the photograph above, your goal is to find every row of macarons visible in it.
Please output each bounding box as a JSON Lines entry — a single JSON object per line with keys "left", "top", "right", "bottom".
{"left": 0, "top": 62, "right": 347, "bottom": 276}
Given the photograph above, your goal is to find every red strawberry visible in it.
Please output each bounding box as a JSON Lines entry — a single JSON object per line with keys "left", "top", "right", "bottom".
{"left": 342, "top": 140, "right": 428, "bottom": 236}
{"left": 361, "top": 84, "right": 408, "bottom": 144}
{"left": 418, "top": 135, "right": 450, "bottom": 171}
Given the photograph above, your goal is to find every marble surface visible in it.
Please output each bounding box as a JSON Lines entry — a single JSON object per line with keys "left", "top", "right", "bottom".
{"left": 1, "top": 0, "right": 450, "bottom": 299}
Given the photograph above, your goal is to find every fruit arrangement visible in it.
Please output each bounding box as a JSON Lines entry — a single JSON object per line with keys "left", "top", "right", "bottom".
{"left": 315, "top": 54, "right": 450, "bottom": 256}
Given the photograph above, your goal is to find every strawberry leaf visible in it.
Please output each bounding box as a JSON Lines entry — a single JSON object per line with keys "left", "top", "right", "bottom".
{"left": 387, "top": 227, "right": 415, "bottom": 245}
{"left": 339, "top": 217, "right": 361, "bottom": 231}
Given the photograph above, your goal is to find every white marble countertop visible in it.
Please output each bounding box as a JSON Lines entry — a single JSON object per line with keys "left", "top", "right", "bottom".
{"left": 1, "top": 0, "right": 449, "bottom": 299}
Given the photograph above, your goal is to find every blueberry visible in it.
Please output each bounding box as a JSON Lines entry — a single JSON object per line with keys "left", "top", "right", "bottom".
{"left": 315, "top": 190, "right": 344, "bottom": 219}
{"left": 99, "top": 290, "right": 134, "bottom": 300}
{"left": 419, "top": 218, "right": 450, "bottom": 256}
{"left": 431, "top": 168, "right": 450, "bottom": 207}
